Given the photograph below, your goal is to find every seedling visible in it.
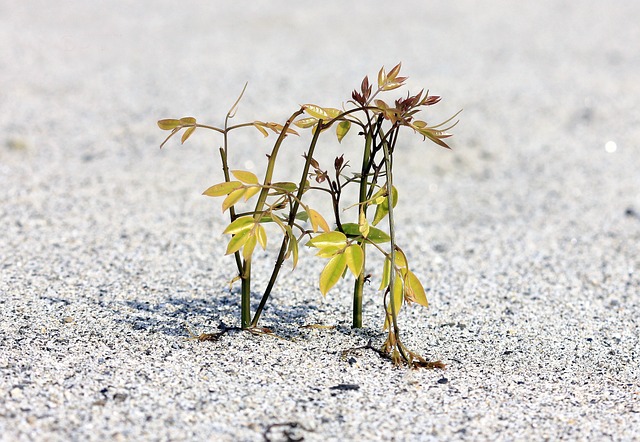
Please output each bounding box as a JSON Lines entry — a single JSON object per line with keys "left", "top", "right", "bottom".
{"left": 158, "top": 63, "right": 458, "bottom": 367}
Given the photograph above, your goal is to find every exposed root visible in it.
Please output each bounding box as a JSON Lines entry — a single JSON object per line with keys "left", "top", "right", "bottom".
{"left": 185, "top": 321, "right": 287, "bottom": 342}
{"left": 342, "top": 339, "right": 445, "bottom": 370}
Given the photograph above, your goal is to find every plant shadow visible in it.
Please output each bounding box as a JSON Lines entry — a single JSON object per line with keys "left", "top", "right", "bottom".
{"left": 116, "top": 287, "right": 330, "bottom": 340}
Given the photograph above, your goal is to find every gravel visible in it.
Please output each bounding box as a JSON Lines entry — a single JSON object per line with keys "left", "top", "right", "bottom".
{"left": 1, "top": 1, "right": 639, "bottom": 441}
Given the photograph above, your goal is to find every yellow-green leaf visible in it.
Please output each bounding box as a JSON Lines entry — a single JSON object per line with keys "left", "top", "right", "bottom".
{"left": 223, "top": 215, "right": 255, "bottom": 235}
{"left": 306, "top": 231, "right": 347, "bottom": 249}
{"left": 157, "top": 119, "right": 181, "bottom": 130}
{"left": 308, "top": 208, "right": 330, "bottom": 232}
{"left": 179, "top": 117, "right": 196, "bottom": 125}
{"left": 256, "top": 224, "right": 267, "bottom": 250}
{"left": 394, "top": 248, "right": 408, "bottom": 271}
{"left": 315, "top": 246, "right": 342, "bottom": 258}
{"left": 391, "top": 272, "right": 404, "bottom": 314}
{"left": 358, "top": 209, "right": 370, "bottom": 238}
{"left": 222, "top": 188, "right": 246, "bottom": 212}
{"left": 253, "top": 123, "right": 269, "bottom": 137}
{"left": 269, "top": 213, "right": 288, "bottom": 233}
{"left": 377, "top": 66, "right": 386, "bottom": 89}
{"left": 319, "top": 254, "right": 347, "bottom": 296}
{"left": 336, "top": 120, "right": 351, "bottom": 143}
{"left": 181, "top": 126, "right": 196, "bottom": 144}
{"left": 303, "top": 104, "right": 329, "bottom": 120}
{"left": 243, "top": 186, "right": 261, "bottom": 201}
{"left": 202, "top": 181, "right": 243, "bottom": 197}
{"left": 406, "top": 270, "right": 428, "bottom": 307}
{"left": 374, "top": 99, "right": 389, "bottom": 111}
{"left": 231, "top": 170, "right": 259, "bottom": 185}
{"left": 242, "top": 234, "right": 257, "bottom": 261}
{"left": 344, "top": 244, "right": 364, "bottom": 277}
{"left": 225, "top": 229, "right": 251, "bottom": 255}
{"left": 382, "top": 82, "right": 403, "bottom": 91}
{"left": 379, "top": 257, "right": 391, "bottom": 291}
{"left": 263, "top": 122, "right": 298, "bottom": 136}
{"left": 387, "top": 62, "right": 402, "bottom": 81}
{"left": 372, "top": 186, "right": 398, "bottom": 226}
{"left": 287, "top": 234, "right": 299, "bottom": 269}
{"left": 324, "top": 108, "right": 342, "bottom": 119}
{"left": 294, "top": 117, "right": 318, "bottom": 129}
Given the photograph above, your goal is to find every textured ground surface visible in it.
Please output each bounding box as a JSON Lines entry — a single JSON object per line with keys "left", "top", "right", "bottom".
{"left": 1, "top": 1, "right": 639, "bottom": 441}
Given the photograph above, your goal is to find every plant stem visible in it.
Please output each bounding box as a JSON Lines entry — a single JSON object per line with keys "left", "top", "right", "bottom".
{"left": 241, "top": 109, "right": 303, "bottom": 328}
{"left": 250, "top": 119, "right": 323, "bottom": 327}
{"left": 241, "top": 260, "right": 251, "bottom": 328}
{"left": 352, "top": 129, "right": 373, "bottom": 328}
{"left": 382, "top": 128, "right": 408, "bottom": 362}
{"left": 220, "top": 89, "right": 251, "bottom": 327}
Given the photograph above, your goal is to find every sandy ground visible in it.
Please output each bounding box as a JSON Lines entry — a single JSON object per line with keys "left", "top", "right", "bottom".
{"left": 1, "top": 1, "right": 639, "bottom": 440}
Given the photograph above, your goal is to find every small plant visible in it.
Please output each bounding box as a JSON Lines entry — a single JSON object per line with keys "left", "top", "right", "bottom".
{"left": 158, "top": 63, "right": 459, "bottom": 367}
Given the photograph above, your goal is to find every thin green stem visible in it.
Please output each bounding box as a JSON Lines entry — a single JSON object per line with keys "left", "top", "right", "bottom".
{"left": 241, "top": 260, "right": 251, "bottom": 328}
{"left": 250, "top": 119, "right": 324, "bottom": 327}
{"left": 352, "top": 129, "right": 373, "bottom": 328}
{"left": 220, "top": 93, "right": 248, "bottom": 325}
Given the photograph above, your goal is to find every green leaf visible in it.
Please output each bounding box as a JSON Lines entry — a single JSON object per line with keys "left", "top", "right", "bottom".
{"left": 181, "top": 126, "right": 196, "bottom": 144}
{"left": 270, "top": 182, "right": 298, "bottom": 195}
{"left": 307, "top": 208, "right": 330, "bottom": 232}
{"left": 223, "top": 215, "right": 255, "bottom": 235}
{"left": 242, "top": 234, "right": 257, "bottom": 261}
{"left": 319, "top": 254, "right": 347, "bottom": 296}
{"left": 406, "top": 270, "right": 428, "bottom": 307}
{"left": 365, "top": 226, "right": 390, "bottom": 244}
{"left": 341, "top": 223, "right": 361, "bottom": 237}
{"left": 222, "top": 188, "right": 246, "bottom": 212}
{"left": 372, "top": 186, "right": 398, "bottom": 226}
{"left": 344, "top": 244, "right": 364, "bottom": 277}
{"left": 295, "top": 211, "right": 310, "bottom": 222}
{"left": 372, "top": 204, "right": 388, "bottom": 226}
{"left": 225, "top": 229, "right": 251, "bottom": 255}
{"left": 256, "top": 224, "right": 267, "bottom": 250}
{"left": 336, "top": 120, "right": 351, "bottom": 143}
{"left": 306, "top": 231, "right": 347, "bottom": 249}
{"left": 157, "top": 119, "right": 181, "bottom": 130}
{"left": 341, "top": 223, "right": 390, "bottom": 243}
{"left": 303, "top": 104, "right": 329, "bottom": 120}
{"left": 231, "top": 170, "right": 259, "bottom": 185}
{"left": 202, "top": 181, "right": 243, "bottom": 197}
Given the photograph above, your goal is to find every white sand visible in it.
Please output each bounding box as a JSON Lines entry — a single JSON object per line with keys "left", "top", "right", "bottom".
{"left": 1, "top": 1, "right": 639, "bottom": 440}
